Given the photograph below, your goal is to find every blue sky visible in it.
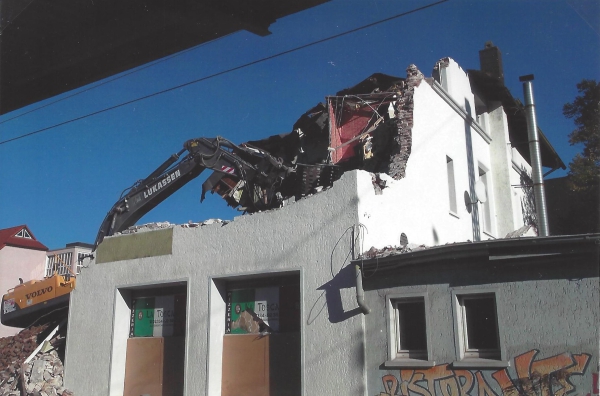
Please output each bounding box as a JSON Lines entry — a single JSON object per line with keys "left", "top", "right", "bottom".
{"left": 1, "top": 0, "right": 598, "bottom": 250}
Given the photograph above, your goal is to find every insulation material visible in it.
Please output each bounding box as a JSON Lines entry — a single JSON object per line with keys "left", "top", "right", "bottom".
{"left": 328, "top": 98, "right": 374, "bottom": 164}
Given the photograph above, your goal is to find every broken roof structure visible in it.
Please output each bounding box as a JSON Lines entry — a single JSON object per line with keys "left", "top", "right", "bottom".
{"left": 93, "top": 42, "right": 565, "bottom": 251}
{"left": 197, "top": 43, "right": 564, "bottom": 222}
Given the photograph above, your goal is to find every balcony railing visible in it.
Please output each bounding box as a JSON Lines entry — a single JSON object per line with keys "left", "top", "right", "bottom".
{"left": 45, "top": 252, "right": 79, "bottom": 278}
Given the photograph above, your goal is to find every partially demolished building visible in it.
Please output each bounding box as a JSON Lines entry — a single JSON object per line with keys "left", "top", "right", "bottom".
{"left": 62, "top": 44, "right": 598, "bottom": 396}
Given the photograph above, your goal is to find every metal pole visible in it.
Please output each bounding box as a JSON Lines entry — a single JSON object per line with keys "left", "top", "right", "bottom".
{"left": 519, "top": 74, "right": 549, "bottom": 236}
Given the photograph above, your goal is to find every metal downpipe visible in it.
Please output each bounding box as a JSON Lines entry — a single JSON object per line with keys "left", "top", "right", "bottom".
{"left": 520, "top": 74, "right": 550, "bottom": 236}
{"left": 355, "top": 264, "right": 371, "bottom": 315}
{"left": 352, "top": 224, "right": 370, "bottom": 315}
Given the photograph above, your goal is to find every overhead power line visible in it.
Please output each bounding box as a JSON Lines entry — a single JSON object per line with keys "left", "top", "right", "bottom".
{"left": 0, "top": 0, "right": 448, "bottom": 146}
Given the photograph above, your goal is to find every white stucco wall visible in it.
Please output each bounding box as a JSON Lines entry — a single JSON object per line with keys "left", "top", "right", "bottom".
{"left": 357, "top": 60, "right": 509, "bottom": 250}
{"left": 65, "top": 171, "right": 369, "bottom": 396}
{"left": 0, "top": 246, "right": 47, "bottom": 337}
{"left": 487, "top": 102, "right": 518, "bottom": 236}
{"left": 509, "top": 147, "right": 537, "bottom": 235}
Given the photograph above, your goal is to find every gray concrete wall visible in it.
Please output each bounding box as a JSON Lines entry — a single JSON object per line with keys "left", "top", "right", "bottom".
{"left": 363, "top": 258, "right": 599, "bottom": 396}
{"left": 64, "top": 171, "right": 370, "bottom": 395}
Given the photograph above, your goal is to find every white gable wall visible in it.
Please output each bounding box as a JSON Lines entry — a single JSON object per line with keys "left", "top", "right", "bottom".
{"left": 356, "top": 59, "right": 521, "bottom": 250}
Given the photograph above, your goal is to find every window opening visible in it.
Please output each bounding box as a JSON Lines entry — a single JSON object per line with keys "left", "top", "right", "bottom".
{"left": 221, "top": 274, "right": 300, "bottom": 396}
{"left": 15, "top": 228, "right": 32, "bottom": 239}
{"left": 120, "top": 284, "right": 187, "bottom": 396}
{"left": 394, "top": 298, "right": 427, "bottom": 359}
{"left": 458, "top": 293, "right": 500, "bottom": 359}
{"left": 447, "top": 156, "right": 457, "bottom": 214}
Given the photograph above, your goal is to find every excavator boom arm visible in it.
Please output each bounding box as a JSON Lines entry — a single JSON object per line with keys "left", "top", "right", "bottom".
{"left": 93, "top": 137, "right": 289, "bottom": 249}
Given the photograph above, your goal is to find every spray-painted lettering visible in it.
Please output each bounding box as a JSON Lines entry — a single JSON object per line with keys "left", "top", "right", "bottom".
{"left": 377, "top": 350, "right": 592, "bottom": 396}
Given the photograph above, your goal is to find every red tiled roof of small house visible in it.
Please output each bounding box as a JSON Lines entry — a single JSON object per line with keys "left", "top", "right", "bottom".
{"left": 0, "top": 225, "right": 48, "bottom": 251}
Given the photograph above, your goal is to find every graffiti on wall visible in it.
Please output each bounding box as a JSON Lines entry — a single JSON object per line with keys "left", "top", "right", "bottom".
{"left": 378, "top": 350, "right": 594, "bottom": 396}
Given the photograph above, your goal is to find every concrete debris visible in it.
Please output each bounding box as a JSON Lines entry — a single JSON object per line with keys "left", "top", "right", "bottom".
{"left": 505, "top": 224, "right": 531, "bottom": 238}
{"left": 360, "top": 243, "right": 427, "bottom": 259}
{"left": 19, "top": 350, "right": 72, "bottom": 396}
{"left": 371, "top": 173, "right": 387, "bottom": 195}
{"left": 117, "top": 221, "right": 174, "bottom": 235}
{"left": 432, "top": 57, "right": 451, "bottom": 84}
{"left": 0, "top": 325, "right": 74, "bottom": 396}
{"left": 181, "top": 219, "right": 230, "bottom": 227}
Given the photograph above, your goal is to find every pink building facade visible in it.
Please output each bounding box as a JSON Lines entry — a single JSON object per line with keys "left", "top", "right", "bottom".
{"left": 0, "top": 225, "right": 48, "bottom": 338}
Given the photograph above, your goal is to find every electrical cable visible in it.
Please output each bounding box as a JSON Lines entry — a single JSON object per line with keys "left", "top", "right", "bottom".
{"left": 0, "top": 0, "right": 448, "bottom": 146}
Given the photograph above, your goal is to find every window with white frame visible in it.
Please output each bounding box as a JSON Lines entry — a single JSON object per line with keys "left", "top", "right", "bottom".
{"left": 15, "top": 228, "right": 32, "bottom": 239}
{"left": 455, "top": 293, "right": 500, "bottom": 360}
{"left": 478, "top": 167, "right": 493, "bottom": 234}
{"left": 386, "top": 294, "right": 433, "bottom": 366}
{"left": 447, "top": 156, "right": 457, "bottom": 214}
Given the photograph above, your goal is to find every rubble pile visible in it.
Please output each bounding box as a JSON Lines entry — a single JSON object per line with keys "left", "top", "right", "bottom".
{"left": 117, "top": 221, "right": 174, "bottom": 235}
{"left": 0, "top": 325, "right": 48, "bottom": 369}
{"left": 19, "top": 351, "right": 72, "bottom": 396}
{"left": 0, "top": 326, "right": 74, "bottom": 396}
{"left": 360, "top": 243, "right": 427, "bottom": 259}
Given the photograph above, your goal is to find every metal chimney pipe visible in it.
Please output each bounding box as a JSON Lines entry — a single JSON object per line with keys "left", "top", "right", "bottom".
{"left": 519, "top": 74, "right": 549, "bottom": 236}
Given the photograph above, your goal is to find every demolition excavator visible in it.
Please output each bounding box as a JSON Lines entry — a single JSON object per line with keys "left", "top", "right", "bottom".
{"left": 93, "top": 135, "right": 340, "bottom": 249}
{"left": 2, "top": 135, "right": 340, "bottom": 328}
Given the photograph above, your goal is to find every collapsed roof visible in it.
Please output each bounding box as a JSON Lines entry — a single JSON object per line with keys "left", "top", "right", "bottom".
{"left": 202, "top": 68, "right": 424, "bottom": 212}
{"left": 203, "top": 59, "right": 564, "bottom": 213}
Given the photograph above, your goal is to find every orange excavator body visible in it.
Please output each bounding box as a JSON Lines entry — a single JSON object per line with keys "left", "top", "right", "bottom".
{"left": 1, "top": 275, "right": 75, "bottom": 328}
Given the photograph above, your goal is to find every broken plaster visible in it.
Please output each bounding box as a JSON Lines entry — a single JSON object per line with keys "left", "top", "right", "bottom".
{"left": 386, "top": 64, "right": 423, "bottom": 180}
{"left": 371, "top": 173, "right": 387, "bottom": 195}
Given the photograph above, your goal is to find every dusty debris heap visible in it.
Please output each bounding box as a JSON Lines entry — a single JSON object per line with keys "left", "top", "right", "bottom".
{"left": 0, "top": 325, "right": 74, "bottom": 396}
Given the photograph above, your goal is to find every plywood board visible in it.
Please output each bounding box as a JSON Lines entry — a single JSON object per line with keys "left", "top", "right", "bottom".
{"left": 124, "top": 337, "right": 164, "bottom": 396}
{"left": 222, "top": 334, "right": 269, "bottom": 396}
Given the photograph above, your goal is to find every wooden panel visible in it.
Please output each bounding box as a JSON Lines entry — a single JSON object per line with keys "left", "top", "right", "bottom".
{"left": 222, "top": 334, "right": 269, "bottom": 396}
{"left": 124, "top": 337, "right": 164, "bottom": 396}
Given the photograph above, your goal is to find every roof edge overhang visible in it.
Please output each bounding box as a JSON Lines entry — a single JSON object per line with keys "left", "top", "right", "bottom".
{"left": 355, "top": 234, "right": 600, "bottom": 275}
{"left": 1, "top": 243, "right": 49, "bottom": 252}
{"left": 467, "top": 70, "right": 566, "bottom": 171}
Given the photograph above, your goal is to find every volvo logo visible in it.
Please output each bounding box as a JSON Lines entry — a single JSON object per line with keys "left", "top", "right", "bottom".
{"left": 25, "top": 286, "right": 53, "bottom": 299}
